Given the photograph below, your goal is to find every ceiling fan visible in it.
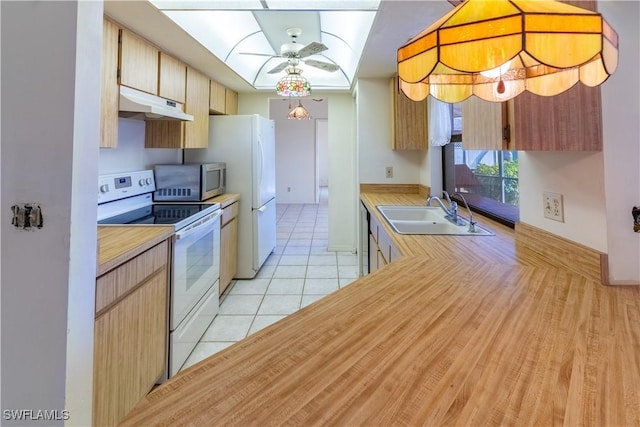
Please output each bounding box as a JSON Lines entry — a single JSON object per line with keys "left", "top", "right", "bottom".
{"left": 241, "top": 27, "right": 341, "bottom": 74}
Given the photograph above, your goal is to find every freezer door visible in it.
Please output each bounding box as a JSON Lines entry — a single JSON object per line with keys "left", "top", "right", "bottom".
{"left": 252, "top": 197, "right": 276, "bottom": 271}
{"left": 253, "top": 117, "right": 276, "bottom": 208}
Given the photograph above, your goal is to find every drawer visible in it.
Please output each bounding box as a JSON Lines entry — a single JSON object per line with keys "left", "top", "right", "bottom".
{"left": 95, "top": 241, "right": 168, "bottom": 315}
{"left": 221, "top": 201, "right": 239, "bottom": 226}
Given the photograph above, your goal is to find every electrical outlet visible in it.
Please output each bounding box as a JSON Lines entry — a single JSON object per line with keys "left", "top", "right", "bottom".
{"left": 543, "top": 192, "right": 564, "bottom": 222}
{"left": 385, "top": 166, "right": 393, "bottom": 178}
{"left": 287, "top": 187, "right": 291, "bottom": 192}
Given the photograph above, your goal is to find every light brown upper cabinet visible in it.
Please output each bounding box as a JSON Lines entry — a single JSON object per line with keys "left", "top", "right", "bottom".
{"left": 119, "top": 29, "right": 158, "bottom": 95}
{"left": 210, "top": 81, "right": 239, "bottom": 115}
{"left": 462, "top": 85, "right": 602, "bottom": 152}
{"left": 145, "top": 66, "right": 209, "bottom": 149}
{"left": 184, "top": 67, "right": 210, "bottom": 148}
{"left": 461, "top": 97, "right": 515, "bottom": 151}
{"left": 100, "top": 18, "right": 119, "bottom": 148}
{"left": 512, "top": 85, "right": 602, "bottom": 151}
{"left": 390, "top": 76, "right": 428, "bottom": 150}
{"left": 158, "top": 52, "right": 186, "bottom": 104}
{"left": 209, "top": 80, "right": 226, "bottom": 114}
{"left": 225, "top": 88, "right": 238, "bottom": 115}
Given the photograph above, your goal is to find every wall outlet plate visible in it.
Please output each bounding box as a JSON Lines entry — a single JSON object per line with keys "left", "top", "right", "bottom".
{"left": 385, "top": 166, "right": 393, "bottom": 178}
{"left": 543, "top": 192, "right": 564, "bottom": 222}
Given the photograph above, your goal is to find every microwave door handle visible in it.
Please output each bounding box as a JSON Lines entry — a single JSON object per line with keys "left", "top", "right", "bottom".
{"left": 176, "top": 210, "right": 222, "bottom": 241}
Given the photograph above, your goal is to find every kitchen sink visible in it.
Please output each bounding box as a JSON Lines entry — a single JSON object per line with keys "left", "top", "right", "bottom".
{"left": 376, "top": 205, "right": 494, "bottom": 236}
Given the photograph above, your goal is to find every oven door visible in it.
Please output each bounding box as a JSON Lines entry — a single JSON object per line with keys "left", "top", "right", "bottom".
{"left": 172, "top": 209, "right": 222, "bottom": 331}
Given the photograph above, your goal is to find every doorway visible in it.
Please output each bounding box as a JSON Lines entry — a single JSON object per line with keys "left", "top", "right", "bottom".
{"left": 268, "top": 98, "right": 329, "bottom": 205}
{"left": 315, "top": 118, "right": 328, "bottom": 203}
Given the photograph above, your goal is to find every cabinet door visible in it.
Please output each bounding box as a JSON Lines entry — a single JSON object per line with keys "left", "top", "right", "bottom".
{"left": 220, "top": 217, "right": 238, "bottom": 295}
{"left": 225, "top": 88, "right": 238, "bottom": 115}
{"left": 100, "top": 19, "right": 119, "bottom": 148}
{"left": 461, "top": 97, "right": 514, "bottom": 150}
{"left": 390, "top": 76, "right": 428, "bottom": 150}
{"left": 184, "top": 67, "right": 210, "bottom": 148}
{"left": 93, "top": 268, "right": 167, "bottom": 427}
{"left": 369, "top": 234, "right": 379, "bottom": 273}
{"left": 119, "top": 29, "right": 158, "bottom": 95}
{"left": 158, "top": 52, "right": 186, "bottom": 103}
{"left": 513, "top": 84, "right": 601, "bottom": 151}
{"left": 209, "top": 80, "right": 226, "bottom": 114}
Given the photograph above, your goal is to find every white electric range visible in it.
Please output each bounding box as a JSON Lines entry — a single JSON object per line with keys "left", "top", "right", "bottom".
{"left": 97, "top": 169, "right": 222, "bottom": 376}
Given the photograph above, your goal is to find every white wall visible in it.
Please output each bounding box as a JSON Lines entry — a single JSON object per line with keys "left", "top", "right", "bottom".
{"left": 99, "top": 118, "right": 182, "bottom": 173}
{"left": 357, "top": 78, "right": 428, "bottom": 185}
{"left": 268, "top": 98, "right": 328, "bottom": 204}
{"left": 1, "top": 2, "right": 101, "bottom": 425}
{"left": 518, "top": 1, "right": 640, "bottom": 284}
{"left": 519, "top": 151, "right": 607, "bottom": 252}
{"left": 317, "top": 119, "right": 329, "bottom": 188}
{"left": 600, "top": 0, "right": 640, "bottom": 284}
{"left": 327, "top": 93, "right": 358, "bottom": 252}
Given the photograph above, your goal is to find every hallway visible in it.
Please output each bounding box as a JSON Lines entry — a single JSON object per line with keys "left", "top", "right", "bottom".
{"left": 182, "top": 188, "right": 359, "bottom": 370}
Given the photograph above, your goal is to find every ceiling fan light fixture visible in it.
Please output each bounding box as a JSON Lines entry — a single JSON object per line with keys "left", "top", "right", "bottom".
{"left": 397, "top": 0, "right": 619, "bottom": 103}
{"left": 276, "top": 67, "right": 311, "bottom": 97}
{"left": 288, "top": 100, "right": 312, "bottom": 120}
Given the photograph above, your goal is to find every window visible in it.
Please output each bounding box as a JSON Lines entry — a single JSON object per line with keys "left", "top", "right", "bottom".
{"left": 442, "top": 104, "right": 519, "bottom": 226}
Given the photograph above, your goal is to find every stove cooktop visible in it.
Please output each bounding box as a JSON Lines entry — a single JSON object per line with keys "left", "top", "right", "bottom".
{"left": 98, "top": 203, "right": 219, "bottom": 228}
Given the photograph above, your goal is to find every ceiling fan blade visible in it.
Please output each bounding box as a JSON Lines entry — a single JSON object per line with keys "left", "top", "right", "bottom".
{"left": 303, "top": 59, "right": 340, "bottom": 72}
{"left": 239, "top": 52, "right": 280, "bottom": 58}
{"left": 297, "top": 42, "right": 328, "bottom": 58}
{"left": 267, "top": 61, "right": 290, "bottom": 74}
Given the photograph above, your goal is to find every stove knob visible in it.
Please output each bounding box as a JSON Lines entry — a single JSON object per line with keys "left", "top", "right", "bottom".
{"left": 138, "top": 179, "right": 146, "bottom": 186}
{"left": 145, "top": 178, "right": 152, "bottom": 185}
{"left": 99, "top": 184, "right": 109, "bottom": 193}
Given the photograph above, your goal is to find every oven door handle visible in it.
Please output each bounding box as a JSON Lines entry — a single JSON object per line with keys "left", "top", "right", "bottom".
{"left": 175, "top": 210, "right": 222, "bottom": 241}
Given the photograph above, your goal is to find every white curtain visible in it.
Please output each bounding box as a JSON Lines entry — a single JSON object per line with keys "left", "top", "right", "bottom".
{"left": 428, "top": 96, "right": 452, "bottom": 146}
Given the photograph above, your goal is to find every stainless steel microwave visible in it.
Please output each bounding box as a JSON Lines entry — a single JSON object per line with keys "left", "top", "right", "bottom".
{"left": 153, "top": 163, "right": 226, "bottom": 202}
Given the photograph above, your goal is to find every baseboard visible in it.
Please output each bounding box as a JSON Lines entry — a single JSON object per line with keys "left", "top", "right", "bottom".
{"left": 359, "top": 183, "right": 430, "bottom": 196}
{"left": 606, "top": 280, "right": 640, "bottom": 286}
{"left": 515, "top": 222, "right": 607, "bottom": 284}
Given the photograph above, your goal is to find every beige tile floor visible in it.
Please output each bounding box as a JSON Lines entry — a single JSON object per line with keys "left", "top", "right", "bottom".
{"left": 181, "top": 188, "right": 359, "bottom": 371}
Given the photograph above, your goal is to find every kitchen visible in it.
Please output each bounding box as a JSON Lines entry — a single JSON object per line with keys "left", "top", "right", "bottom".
{"left": 1, "top": 1, "right": 639, "bottom": 426}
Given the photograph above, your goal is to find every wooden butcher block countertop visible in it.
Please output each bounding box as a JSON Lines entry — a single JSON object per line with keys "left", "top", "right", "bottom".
{"left": 97, "top": 226, "right": 174, "bottom": 276}
{"left": 204, "top": 192, "right": 240, "bottom": 208}
{"left": 120, "top": 192, "right": 640, "bottom": 427}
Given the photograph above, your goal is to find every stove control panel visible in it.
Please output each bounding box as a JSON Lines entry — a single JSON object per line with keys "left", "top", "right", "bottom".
{"left": 98, "top": 170, "right": 155, "bottom": 204}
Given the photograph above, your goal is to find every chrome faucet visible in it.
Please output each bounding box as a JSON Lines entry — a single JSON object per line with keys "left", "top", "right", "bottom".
{"left": 452, "top": 192, "right": 477, "bottom": 233}
{"left": 427, "top": 191, "right": 477, "bottom": 232}
{"left": 426, "top": 191, "right": 459, "bottom": 225}
{"left": 426, "top": 194, "right": 451, "bottom": 216}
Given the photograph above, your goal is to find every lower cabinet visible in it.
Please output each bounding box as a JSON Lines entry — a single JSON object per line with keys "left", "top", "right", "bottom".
{"left": 369, "top": 234, "right": 388, "bottom": 273}
{"left": 367, "top": 211, "right": 398, "bottom": 273}
{"left": 93, "top": 240, "right": 170, "bottom": 427}
{"left": 219, "top": 201, "right": 239, "bottom": 295}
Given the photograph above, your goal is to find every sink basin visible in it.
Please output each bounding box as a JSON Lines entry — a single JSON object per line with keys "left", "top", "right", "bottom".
{"left": 375, "top": 206, "right": 443, "bottom": 222}
{"left": 376, "top": 205, "right": 494, "bottom": 236}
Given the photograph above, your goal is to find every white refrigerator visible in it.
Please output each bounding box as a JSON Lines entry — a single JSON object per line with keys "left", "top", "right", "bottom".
{"left": 185, "top": 114, "right": 276, "bottom": 278}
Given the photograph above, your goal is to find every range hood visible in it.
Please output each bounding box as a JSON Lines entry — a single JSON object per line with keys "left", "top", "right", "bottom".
{"left": 118, "top": 86, "right": 194, "bottom": 121}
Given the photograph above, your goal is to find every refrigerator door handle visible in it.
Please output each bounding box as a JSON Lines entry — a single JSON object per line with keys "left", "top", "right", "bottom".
{"left": 257, "top": 138, "right": 264, "bottom": 190}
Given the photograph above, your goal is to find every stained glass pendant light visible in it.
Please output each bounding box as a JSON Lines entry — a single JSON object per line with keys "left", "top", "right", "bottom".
{"left": 397, "top": 0, "right": 619, "bottom": 103}
{"left": 288, "top": 100, "right": 312, "bottom": 120}
{"left": 276, "top": 67, "right": 311, "bottom": 97}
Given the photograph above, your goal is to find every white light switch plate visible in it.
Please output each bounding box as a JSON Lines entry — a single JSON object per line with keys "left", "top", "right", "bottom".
{"left": 543, "top": 192, "right": 564, "bottom": 222}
